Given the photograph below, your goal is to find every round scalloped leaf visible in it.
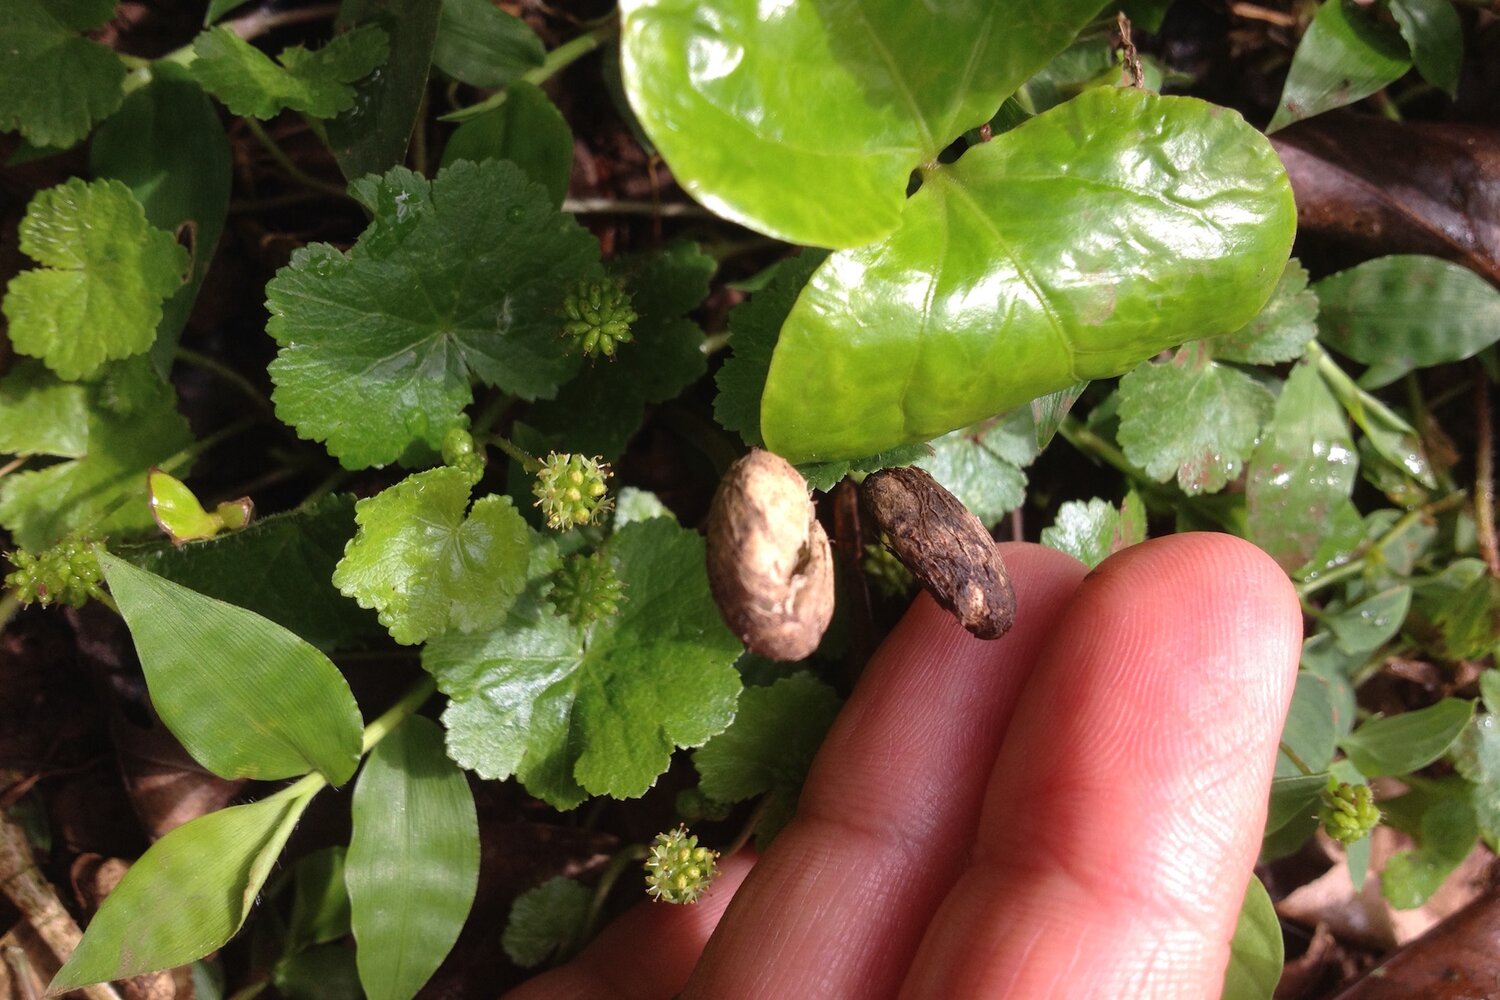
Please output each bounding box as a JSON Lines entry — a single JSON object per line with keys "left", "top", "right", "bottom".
{"left": 618, "top": 0, "right": 1104, "bottom": 248}
{"left": 760, "top": 87, "right": 1296, "bottom": 464}
{"left": 0, "top": 0, "right": 124, "bottom": 148}
{"left": 266, "top": 161, "right": 601, "bottom": 469}
{"left": 3, "top": 178, "right": 188, "bottom": 381}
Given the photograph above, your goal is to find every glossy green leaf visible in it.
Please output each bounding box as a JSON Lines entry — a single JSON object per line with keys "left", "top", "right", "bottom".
{"left": 424, "top": 518, "right": 742, "bottom": 808}
{"left": 1314, "top": 256, "right": 1500, "bottom": 389}
{"left": 1454, "top": 708, "right": 1500, "bottom": 849}
{"left": 347, "top": 716, "right": 479, "bottom": 1000}
{"left": 90, "top": 65, "right": 234, "bottom": 375}
{"left": 1388, "top": 0, "right": 1462, "bottom": 98}
{"left": 1220, "top": 876, "right": 1282, "bottom": 1000}
{"left": 619, "top": 0, "right": 1105, "bottom": 247}
{"left": 0, "top": 361, "right": 89, "bottom": 458}
{"left": 1310, "top": 345, "right": 1434, "bottom": 488}
{"left": 760, "top": 87, "right": 1296, "bottom": 464}
{"left": 1266, "top": 773, "right": 1331, "bottom": 836}
{"left": 0, "top": 0, "right": 124, "bottom": 148}
{"left": 1246, "top": 361, "right": 1358, "bottom": 572}
{"left": 0, "top": 377, "right": 192, "bottom": 550}
{"left": 432, "top": 0, "right": 544, "bottom": 88}
{"left": 131, "top": 495, "right": 382, "bottom": 652}
{"left": 1381, "top": 796, "right": 1478, "bottom": 909}
{"left": 1214, "top": 259, "right": 1318, "bottom": 365}
{"left": 715, "top": 251, "right": 827, "bottom": 448}
{"left": 440, "top": 81, "right": 572, "bottom": 206}
{"left": 267, "top": 161, "right": 600, "bottom": 469}
{"left": 332, "top": 467, "right": 531, "bottom": 646}
{"left": 188, "top": 25, "right": 389, "bottom": 119}
{"left": 1267, "top": 0, "right": 1411, "bottom": 132}
{"left": 528, "top": 243, "right": 715, "bottom": 459}
{"left": 1041, "top": 494, "right": 1147, "bottom": 570}
{"left": 3, "top": 178, "right": 189, "bottom": 380}
{"left": 502, "top": 876, "right": 591, "bottom": 968}
{"left": 99, "top": 553, "right": 363, "bottom": 784}
{"left": 1278, "top": 672, "right": 1338, "bottom": 778}
{"left": 1117, "top": 344, "right": 1276, "bottom": 495}
{"left": 798, "top": 443, "right": 933, "bottom": 495}
{"left": 327, "top": 0, "right": 443, "bottom": 179}
{"left": 49, "top": 783, "right": 315, "bottom": 991}
{"left": 1420, "top": 564, "right": 1500, "bottom": 661}
{"left": 1324, "top": 585, "right": 1411, "bottom": 655}
{"left": 693, "top": 673, "right": 842, "bottom": 846}
{"left": 1338, "top": 698, "right": 1474, "bottom": 778}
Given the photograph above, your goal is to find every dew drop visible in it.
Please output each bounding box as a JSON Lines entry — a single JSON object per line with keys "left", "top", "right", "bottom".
{"left": 506, "top": 206, "right": 525, "bottom": 223}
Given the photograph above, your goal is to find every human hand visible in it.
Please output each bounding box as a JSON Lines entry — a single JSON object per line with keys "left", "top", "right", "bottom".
{"left": 507, "top": 533, "right": 1302, "bottom": 999}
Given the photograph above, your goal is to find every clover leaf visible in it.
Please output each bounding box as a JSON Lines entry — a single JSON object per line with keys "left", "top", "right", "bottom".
{"left": 267, "top": 160, "right": 602, "bottom": 469}
{"left": 333, "top": 467, "right": 531, "bottom": 646}
{"left": 0, "top": 0, "right": 124, "bottom": 148}
{"left": 423, "top": 517, "right": 742, "bottom": 809}
{"left": 3, "top": 179, "right": 188, "bottom": 381}
{"left": 188, "top": 24, "right": 389, "bottom": 120}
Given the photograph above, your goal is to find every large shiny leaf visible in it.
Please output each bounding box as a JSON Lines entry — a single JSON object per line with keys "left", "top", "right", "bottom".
{"left": 760, "top": 87, "right": 1295, "bottom": 464}
{"left": 100, "top": 553, "right": 363, "bottom": 785}
{"left": 619, "top": 0, "right": 1106, "bottom": 247}
{"left": 49, "top": 782, "right": 316, "bottom": 990}
{"left": 347, "top": 716, "right": 479, "bottom": 1000}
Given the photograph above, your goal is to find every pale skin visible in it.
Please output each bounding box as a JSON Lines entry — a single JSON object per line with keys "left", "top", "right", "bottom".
{"left": 507, "top": 532, "right": 1302, "bottom": 999}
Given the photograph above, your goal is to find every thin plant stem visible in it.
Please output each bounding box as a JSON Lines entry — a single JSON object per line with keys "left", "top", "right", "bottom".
{"left": 1278, "top": 740, "right": 1316, "bottom": 776}
{"left": 361, "top": 675, "right": 437, "bottom": 754}
{"left": 440, "top": 22, "right": 616, "bottom": 123}
{"left": 241, "top": 118, "right": 351, "bottom": 200}
{"left": 0, "top": 456, "right": 29, "bottom": 481}
{"left": 0, "top": 592, "right": 21, "bottom": 636}
{"left": 721, "top": 797, "right": 770, "bottom": 858}
{"left": 1475, "top": 371, "right": 1499, "bottom": 577}
{"left": 489, "top": 434, "right": 540, "bottom": 473}
{"left": 561, "top": 198, "right": 716, "bottom": 219}
{"left": 300, "top": 467, "right": 354, "bottom": 508}
{"left": 572, "top": 844, "right": 649, "bottom": 960}
{"left": 1295, "top": 492, "right": 1469, "bottom": 598}
{"left": 176, "top": 346, "right": 273, "bottom": 414}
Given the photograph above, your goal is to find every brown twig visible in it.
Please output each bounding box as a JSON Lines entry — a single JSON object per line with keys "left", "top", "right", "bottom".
{"left": 0, "top": 812, "right": 123, "bottom": 1000}
{"left": 1475, "top": 371, "right": 1499, "bottom": 577}
{"left": 1228, "top": 2, "right": 1299, "bottom": 27}
{"left": 224, "top": 3, "right": 341, "bottom": 40}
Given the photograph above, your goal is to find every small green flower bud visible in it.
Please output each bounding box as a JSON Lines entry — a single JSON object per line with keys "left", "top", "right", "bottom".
{"left": 863, "top": 539, "right": 915, "bottom": 598}
{"left": 548, "top": 552, "right": 626, "bottom": 626}
{"left": 533, "top": 453, "right": 613, "bottom": 531}
{"left": 1319, "top": 781, "right": 1381, "bottom": 844}
{"left": 441, "top": 427, "right": 485, "bottom": 481}
{"left": 644, "top": 826, "right": 719, "bottom": 904}
{"left": 561, "top": 277, "right": 637, "bottom": 358}
{"left": 6, "top": 539, "right": 105, "bottom": 609}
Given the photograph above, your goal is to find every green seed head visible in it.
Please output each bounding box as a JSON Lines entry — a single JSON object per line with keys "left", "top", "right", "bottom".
{"left": 644, "top": 826, "right": 719, "bottom": 904}
{"left": 561, "top": 277, "right": 637, "bottom": 359}
{"left": 441, "top": 427, "right": 485, "bottom": 481}
{"left": 6, "top": 539, "right": 105, "bottom": 609}
{"left": 1319, "top": 781, "right": 1381, "bottom": 845}
{"left": 533, "top": 453, "right": 613, "bottom": 531}
{"left": 547, "top": 551, "right": 626, "bottom": 626}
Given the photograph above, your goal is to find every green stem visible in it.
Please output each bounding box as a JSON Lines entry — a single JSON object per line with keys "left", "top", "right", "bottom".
{"left": 488, "top": 434, "right": 540, "bottom": 473}
{"left": 361, "top": 675, "right": 437, "bottom": 754}
{"left": 0, "top": 592, "right": 21, "bottom": 637}
{"left": 1278, "top": 740, "right": 1316, "bottom": 776}
{"left": 242, "top": 118, "right": 351, "bottom": 200}
{"left": 440, "top": 21, "right": 616, "bottom": 123}
{"left": 1295, "top": 492, "right": 1468, "bottom": 598}
{"left": 0, "top": 456, "right": 29, "bottom": 481}
{"left": 572, "top": 844, "right": 648, "bottom": 960}
{"left": 721, "top": 797, "right": 769, "bottom": 858}
{"left": 299, "top": 467, "right": 354, "bottom": 508}
{"left": 175, "top": 346, "right": 273, "bottom": 414}
{"left": 94, "top": 591, "right": 120, "bottom": 616}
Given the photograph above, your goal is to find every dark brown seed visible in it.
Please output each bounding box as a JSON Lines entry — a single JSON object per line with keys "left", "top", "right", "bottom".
{"left": 860, "top": 466, "right": 1015, "bottom": 639}
{"left": 705, "top": 450, "right": 835, "bottom": 661}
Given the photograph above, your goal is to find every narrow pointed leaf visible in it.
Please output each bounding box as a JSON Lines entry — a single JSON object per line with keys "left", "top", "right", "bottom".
{"left": 619, "top": 0, "right": 1105, "bottom": 247}
{"left": 1267, "top": 0, "right": 1411, "bottom": 133}
{"left": 1388, "top": 0, "right": 1462, "bottom": 98}
{"left": 761, "top": 87, "right": 1295, "bottom": 463}
{"left": 347, "top": 716, "right": 479, "bottom": 1000}
{"left": 49, "top": 785, "right": 315, "bottom": 991}
{"left": 1338, "top": 698, "right": 1475, "bottom": 778}
{"left": 99, "top": 553, "right": 363, "bottom": 784}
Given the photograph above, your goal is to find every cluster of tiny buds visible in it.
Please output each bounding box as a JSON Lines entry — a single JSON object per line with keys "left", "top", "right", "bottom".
{"left": 644, "top": 825, "right": 720, "bottom": 904}
{"left": 532, "top": 452, "right": 613, "bottom": 531}
{"left": 561, "top": 276, "right": 638, "bottom": 358}
{"left": 1319, "top": 781, "right": 1381, "bottom": 845}
{"left": 547, "top": 551, "right": 626, "bottom": 626}
{"left": 5, "top": 539, "right": 105, "bottom": 609}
